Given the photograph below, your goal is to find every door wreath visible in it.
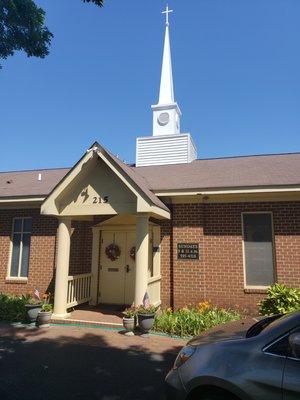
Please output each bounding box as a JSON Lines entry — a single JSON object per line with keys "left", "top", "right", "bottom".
{"left": 105, "top": 243, "right": 121, "bottom": 261}
{"left": 129, "top": 246, "right": 136, "bottom": 261}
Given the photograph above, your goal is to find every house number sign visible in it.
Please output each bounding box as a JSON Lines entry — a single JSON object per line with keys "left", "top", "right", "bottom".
{"left": 177, "top": 243, "right": 199, "bottom": 260}
{"left": 80, "top": 189, "right": 109, "bottom": 204}
{"left": 92, "top": 196, "right": 109, "bottom": 204}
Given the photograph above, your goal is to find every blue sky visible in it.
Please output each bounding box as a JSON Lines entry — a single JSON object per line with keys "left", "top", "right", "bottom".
{"left": 1, "top": 0, "right": 300, "bottom": 172}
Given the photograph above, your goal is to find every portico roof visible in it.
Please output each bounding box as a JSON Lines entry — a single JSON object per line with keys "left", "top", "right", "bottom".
{"left": 40, "top": 142, "right": 170, "bottom": 219}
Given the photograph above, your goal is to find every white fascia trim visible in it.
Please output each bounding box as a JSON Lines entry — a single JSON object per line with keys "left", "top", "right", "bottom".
{"left": 0, "top": 197, "right": 45, "bottom": 204}
{"left": 154, "top": 186, "right": 300, "bottom": 197}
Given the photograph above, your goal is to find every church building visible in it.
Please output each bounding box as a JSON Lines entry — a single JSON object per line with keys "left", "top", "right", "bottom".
{"left": 1, "top": 7, "right": 300, "bottom": 317}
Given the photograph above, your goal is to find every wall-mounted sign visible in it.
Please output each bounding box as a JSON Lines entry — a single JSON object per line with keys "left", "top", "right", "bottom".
{"left": 177, "top": 243, "right": 199, "bottom": 260}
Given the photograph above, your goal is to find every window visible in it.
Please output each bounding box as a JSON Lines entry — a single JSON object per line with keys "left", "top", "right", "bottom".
{"left": 265, "top": 327, "right": 300, "bottom": 359}
{"left": 242, "top": 213, "right": 275, "bottom": 287}
{"left": 9, "top": 218, "right": 32, "bottom": 278}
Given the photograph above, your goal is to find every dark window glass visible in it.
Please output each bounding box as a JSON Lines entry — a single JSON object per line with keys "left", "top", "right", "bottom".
{"left": 13, "top": 219, "right": 22, "bottom": 232}
{"left": 267, "top": 327, "right": 300, "bottom": 358}
{"left": 243, "top": 213, "right": 275, "bottom": 286}
{"left": 10, "top": 234, "right": 21, "bottom": 276}
{"left": 23, "top": 219, "right": 32, "bottom": 233}
{"left": 9, "top": 218, "right": 32, "bottom": 278}
{"left": 267, "top": 335, "right": 291, "bottom": 357}
{"left": 20, "top": 234, "right": 31, "bottom": 277}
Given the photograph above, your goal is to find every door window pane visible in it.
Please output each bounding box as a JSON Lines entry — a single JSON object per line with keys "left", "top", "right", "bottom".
{"left": 243, "top": 214, "right": 275, "bottom": 287}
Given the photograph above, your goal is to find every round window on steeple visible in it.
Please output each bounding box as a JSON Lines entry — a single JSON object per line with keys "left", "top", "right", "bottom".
{"left": 157, "top": 112, "right": 170, "bottom": 126}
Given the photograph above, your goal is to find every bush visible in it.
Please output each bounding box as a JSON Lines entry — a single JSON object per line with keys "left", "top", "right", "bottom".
{"left": 258, "top": 283, "right": 300, "bottom": 316}
{"left": 0, "top": 293, "right": 27, "bottom": 322}
{"left": 153, "top": 302, "right": 240, "bottom": 337}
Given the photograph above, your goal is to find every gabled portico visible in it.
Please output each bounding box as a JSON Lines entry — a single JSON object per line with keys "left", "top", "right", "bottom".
{"left": 41, "top": 142, "right": 170, "bottom": 319}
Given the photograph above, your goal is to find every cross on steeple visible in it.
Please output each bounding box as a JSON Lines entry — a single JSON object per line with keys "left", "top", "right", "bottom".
{"left": 162, "top": 4, "right": 173, "bottom": 26}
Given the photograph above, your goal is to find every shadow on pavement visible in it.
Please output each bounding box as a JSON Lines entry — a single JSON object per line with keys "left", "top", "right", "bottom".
{"left": 0, "top": 322, "right": 183, "bottom": 400}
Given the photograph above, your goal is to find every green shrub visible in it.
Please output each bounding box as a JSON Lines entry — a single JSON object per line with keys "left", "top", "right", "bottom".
{"left": 258, "top": 283, "right": 300, "bottom": 316}
{"left": 0, "top": 293, "right": 27, "bottom": 322}
{"left": 153, "top": 302, "right": 240, "bottom": 337}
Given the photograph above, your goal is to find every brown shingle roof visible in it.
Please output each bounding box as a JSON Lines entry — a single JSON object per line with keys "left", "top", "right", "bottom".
{"left": 0, "top": 169, "right": 69, "bottom": 198}
{"left": 1, "top": 153, "right": 300, "bottom": 199}
{"left": 133, "top": 153, "right": 300, "bottom": 191}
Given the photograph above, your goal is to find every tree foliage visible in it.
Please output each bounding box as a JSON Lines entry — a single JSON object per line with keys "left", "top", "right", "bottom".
{"left": 82, "top": 0, "right": 104, "bottom": 5}
{"left": 0, "top": 0, "right": 104, "bottom": 68}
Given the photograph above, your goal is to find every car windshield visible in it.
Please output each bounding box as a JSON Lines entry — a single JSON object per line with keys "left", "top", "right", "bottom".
{"left": 246, "top": 314, "right": 282, "bottom": 338}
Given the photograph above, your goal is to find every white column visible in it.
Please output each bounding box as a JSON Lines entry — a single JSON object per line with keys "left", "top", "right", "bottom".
{"left": 52, "top": 218, "right": 71, "bottom": 319}
{"left": 90, "top": 227, "right": 100, "bottom": 306}
{"left": 134, "top": 214, "right": 149, "bottom": 306}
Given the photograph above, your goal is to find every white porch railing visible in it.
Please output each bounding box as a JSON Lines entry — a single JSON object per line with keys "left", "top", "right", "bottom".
{"left": 67, "top": 273, "right": 92, "bottom": 308}
{"left": 147, "top": 275, "right": 161, "bottom": 306}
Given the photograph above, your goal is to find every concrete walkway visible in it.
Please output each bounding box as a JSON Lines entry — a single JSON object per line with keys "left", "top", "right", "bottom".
{"left": 0, "top": 322, "right": 187, "bottom": 400}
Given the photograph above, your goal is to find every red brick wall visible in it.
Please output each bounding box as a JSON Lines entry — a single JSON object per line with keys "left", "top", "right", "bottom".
{"left": 69, "top": 221, "right": 93, "bottom": 275}
{"left": 160, "top": 201, "right": 300, "bottom": 315}
{"left": 0, "top": 209, "right": 58, "bottom": 295}
{"left": 0, "top": 210, "right": 93, "bottom": 296}
{"left": 2, "top": 200, "right": 300, "bottom": 315}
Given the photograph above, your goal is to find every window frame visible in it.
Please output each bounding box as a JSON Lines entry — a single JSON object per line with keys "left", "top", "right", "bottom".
{"left": 241, "top": 212, "right": 276, "bottom": 289}
{"left": 7, "top": 217, "right": 32, "bottom": 280}
{"left": 263, "top": 326, "right": 300, "bottom": 361}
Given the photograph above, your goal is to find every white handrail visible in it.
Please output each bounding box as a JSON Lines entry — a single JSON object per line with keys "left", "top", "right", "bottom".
{"left": 67, "top": 273, "right": 92, "bottom": 308}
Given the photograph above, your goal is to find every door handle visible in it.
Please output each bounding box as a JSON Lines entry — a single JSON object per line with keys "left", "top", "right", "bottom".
{"left": 125, "top": 265, "right": 130, "bottom": 273}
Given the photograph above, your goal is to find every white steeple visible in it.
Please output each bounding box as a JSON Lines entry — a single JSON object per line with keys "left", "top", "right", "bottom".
{"left": 151, "top": 5, "right": 181, "bottom": 136}
{"left": 159, "top": 5, "right": 174, "bottom": 104}
{"left": 136, "top": 5, "right": 197, "bottom": 167}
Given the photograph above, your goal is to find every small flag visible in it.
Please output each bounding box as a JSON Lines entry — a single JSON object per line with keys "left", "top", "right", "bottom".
{"left": 33, "top": 288, "right": 40, "bottom": 301}
{"left": 143, "top": 292, "right": 150, "bottom": 310}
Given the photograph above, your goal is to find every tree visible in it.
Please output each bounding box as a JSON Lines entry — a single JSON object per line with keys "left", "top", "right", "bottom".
{"left": 0, "top": 0, "right": 104, "bottom": 68}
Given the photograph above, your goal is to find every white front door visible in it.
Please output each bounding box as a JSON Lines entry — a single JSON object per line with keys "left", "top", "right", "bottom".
{"left": 99, "top": 231, "right": 135, "bottom": 305}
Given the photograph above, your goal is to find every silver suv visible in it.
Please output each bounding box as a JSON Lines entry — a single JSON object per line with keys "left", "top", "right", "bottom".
{"left": 165, "top": 311, "right": 300, "bottom": 400}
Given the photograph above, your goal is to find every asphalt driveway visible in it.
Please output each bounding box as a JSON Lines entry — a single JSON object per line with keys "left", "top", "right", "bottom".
{"left": 0, "top": 322, "right": 187, "bottom": 400}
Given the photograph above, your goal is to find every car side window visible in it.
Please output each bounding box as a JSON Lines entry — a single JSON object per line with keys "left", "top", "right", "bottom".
{"left": 266, "top": 327, "right": 300, "bottom": 359}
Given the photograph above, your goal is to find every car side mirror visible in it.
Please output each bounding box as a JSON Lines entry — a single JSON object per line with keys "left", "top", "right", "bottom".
{"left": 289, "top": 333, "right": 300, "bottom": 358}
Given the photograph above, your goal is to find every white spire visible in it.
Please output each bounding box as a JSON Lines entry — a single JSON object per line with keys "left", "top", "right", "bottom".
{"left": 136, "top": 5, "right": 197, "bottom": 167}
{"left": 159, "top": 5, "right": 174, "bottom": 104}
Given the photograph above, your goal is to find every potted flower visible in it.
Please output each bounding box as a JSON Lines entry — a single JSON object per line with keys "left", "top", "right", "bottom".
{"left": 23, "top": 289, "right": 43, "bottom": 323}
{"left": 36, "top": 298, "right": 53, "bottom": 328}
{"left": 137, "top": 292, "right": 159, "bottom": 336}
{"left": 122, "top": 306, "right": 137, "bottom": 336}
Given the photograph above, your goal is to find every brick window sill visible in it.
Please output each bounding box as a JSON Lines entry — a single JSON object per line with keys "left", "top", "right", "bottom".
{"left": 244, "top": 288, "right": 268, "bottom": 294}
{"left": 5, "top": 278, "right": 28, "bottom": 284}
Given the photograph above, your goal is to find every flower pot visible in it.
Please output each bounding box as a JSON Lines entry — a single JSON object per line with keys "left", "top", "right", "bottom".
{"left": 25, "top": 304, "right": 42, "bottom": 323}
{"left": 123, "top": 317, "right": 136, "bottom": 336}
{"left": 36, "top": 311, "right": 52, "bottom": 328}
{"left": 137, "top": 312, "right": 155, "bottom": 335}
